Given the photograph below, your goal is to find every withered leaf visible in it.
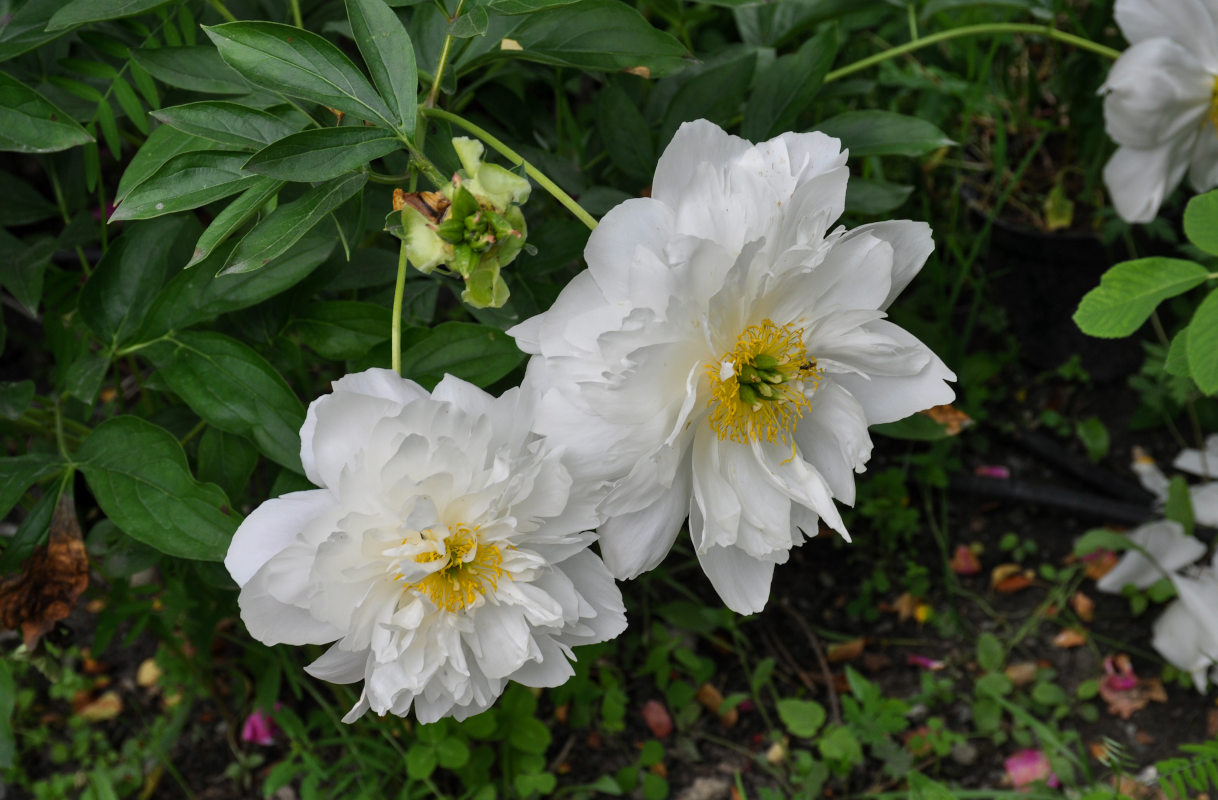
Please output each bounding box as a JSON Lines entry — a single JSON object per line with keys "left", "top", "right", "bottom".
{"left": 0, "top": 492, "right": 89, "bottom": 650}
{"left": 398, "top": 190, "right": 451, "bottom": 224}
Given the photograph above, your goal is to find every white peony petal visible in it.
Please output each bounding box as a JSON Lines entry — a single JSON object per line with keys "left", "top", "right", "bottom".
{"left": 828, "top": 323, "right": 956, "bottom": 425}
{"left": 1190, "top": 483, "right": 1218, "bottom": 527}
{"left": 652, "top": 120, "right": 752, "bottom": 212}
{"left": 598, "top": 464, "right": 692, "bottom": 579}
{"left": 1189, "top": 126, "right": 1218, "bottom": 192}
{"left": 1115, "top": 0, "right": 1218, "bottom": 72}
{"left": 1172, "top": 435, "right": 1218, "bottom": 477}
{"left": 225, "top": 489, "right": 334, "bottom": 587}
{"left": 835, "top": 220, "right": 934, "bottom": 310}
{"left": 1103, "top": 138, "right": 1195, "bottom": 224}
{"left": 306, "top": 645, "right": 368, "bottom": 683}
{"left": 1102, "top": 38, "right": 1211, "bottom": 149}
{"left": 1096, "top": 519, "right": 1206, "bottom": 594}
{"left": 692, "top": 527, "right": 777, "bottom": 615}
{"left": 1152, "top": 600, "right": 1214, "bottom": 691}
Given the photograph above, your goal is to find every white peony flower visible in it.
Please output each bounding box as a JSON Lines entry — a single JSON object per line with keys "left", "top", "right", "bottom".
{"left": 1132, "top": 442, "right": 1218, "bottom": 527}
{"left": 224, "top": 368, "right": 627, "bottom": 723}
{"left": 1154, "top": 551, "right": 1218, "bottom": 691}
{"left": 509, "top": 120, "right": 955, "bottom": 614}
{"left": 1100, "top": 0, "right": 1218, "bottom": 222}
{"left": 1094, "top": 519, "right": 1205, "bottom": 594}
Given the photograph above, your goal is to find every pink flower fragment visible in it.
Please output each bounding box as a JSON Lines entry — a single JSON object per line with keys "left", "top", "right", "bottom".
{"left": 240, "top": 707, "right": 280, "bottom": 746}
{"left": 974, "top": 465, "right": 1010, "bottom": 479}
{"left": 906, "top": 654, "right": 945, "bottom": 671}
{"left": 1004, "top": 748, "right": 1059, "bottom": 789}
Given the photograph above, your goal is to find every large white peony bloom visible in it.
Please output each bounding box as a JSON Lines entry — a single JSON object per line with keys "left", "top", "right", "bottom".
{"left": 509, "top": 120, "right": 955, "bottom": 614}
{"left": 1101, "top": 0, "right": 1218, "bottom": 222}
{"left": 224, "top": 368, "right": 627, "bottom": 723}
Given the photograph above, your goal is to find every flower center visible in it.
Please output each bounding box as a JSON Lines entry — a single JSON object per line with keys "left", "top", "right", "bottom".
{"left": 404, "top": 525, "right": 504, "bottom": 613}
{"left": 706, "top": 319, "right": 822, "bottom": 444}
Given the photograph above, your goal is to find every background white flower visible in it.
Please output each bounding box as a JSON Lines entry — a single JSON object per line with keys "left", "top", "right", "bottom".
{"left": 225, "top": 369, "right": 626, "bottom": 723}
{"left": 1154, "top": 551, "right": 1218, "bottom": 691}
{"left": 1094, "top": 519, "right": 1205, "bottom": 594}
{"left": 1101, "top": 0, "right": 1218, "bottom": 222}
{"left": 510, "top": 120, "right": 955, "bottom": 614}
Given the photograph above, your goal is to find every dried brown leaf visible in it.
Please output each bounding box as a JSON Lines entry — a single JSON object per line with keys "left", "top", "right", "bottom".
{"left": 0, "top": 493, "right": 89, "bottom": 650}
{"left": 827, "top": 638, "right": 865, "bottom": 663}
{"left": 1053, "top": 629, "right": 1087, "bottom": 649}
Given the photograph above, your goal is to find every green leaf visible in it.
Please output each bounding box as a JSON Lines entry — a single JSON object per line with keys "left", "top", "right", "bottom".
{"left": 187, "top": 178, "right": 284, "bottom": 268}
{"left": 508, "top": 0, "right": 687, "bottom": 77}
{"left": 1187, "top": 288, "right": 1218, "bottom": 395}
{"left": 0, "top": 72, "right": 94, "bottom": 153}
{"left": 111, "top": 150, "right": 262, "bottom": 221}
{"left": 115, "top": 123, "right": 215, "bottom": 203}
{"left": 596, "top": 82, "right": 654, "bottom": 182}
{"left": 1073, "top": 258, "right": 1208, "bottom": 339}
{"left": 244, "top": 127, "right": 401, "bottom": 182}
{"left": 197, "top": 428, "right": 259, "bottom": 504}
{"left": 79, "top": 216, "right": 197, "bottom": 347}
{"left": 0, "top": 453, "right": 63, "bottom": 519}
{"left": 845, "top": 177, "right": 913, "bottom": 215}
{"left": 508, "top": 717, "right": 551, "bottom": 754}
{"left": 0, "top": 169, "right": 57, "bottom": 225}
{"left": 345, "top": 0, "right": 417, "bottom": 134}
{"left": 0, "top": 231, "right": 53, "bottom": 315}
{"left": 776, "top": 698, "right": 826, "bottom": 738}
{"left": 1166, "top": 475, "right": 1196, "bottom": 537}
{"left": 204, "top": 21, "right": 394, "bottom": 127}
{"left": 485, "top": 0, "right": 579, "bottom": 12}
{"left": 818, "top": 725, "right": 863, "bottom": 765}
{"left": 660, "top": 50, "right": 755, "bottom": 146}
{"left": 1075, "top": 417, "right": 1109, "bottom": 463}
{"left": 1073, "top": 528, "right": 1137, "bottom": 557}
{"left": 0, "top": 660, "right": 14, "bottom": 769}
{"left": 111, "top": 75, "right": 148, "bottom": 134}
{"left": 817, "top": 110, "right": 954, "bottom": 157}
{"left": 449, "top": 6, "right": 490, "bottom": 37}
{"left": 291, "top": 301, "right": 391, "bottom": 360}
{"left": 63, "top": 352, "right": 109, "bottom": 404}
{"left": 1166, "top": 326, "right": 1191, "bottom": 378}
{"left": 131, "top": 45, "right": 251, "bottom": 94}
{"left": 78, "top": 416, "right": 239, "bottom": 561}
{"left": 435, "top": 737, "right": 471, "bottom": 769}
{"left": 154, "top": 332, "right": 306, "bottom": 472}
{"left": 151, "top": 101, "right": 303, "bottom": 149}
{"left": 0, "top": 0, "right": 67, "bottom": 63}
{"left": 742, "top": 27, "right": 836, "bottom": 141}
{"left": 976, "top": 632, "right": 1004, "bottom": 672}
{"left": 0, "top": 380, "right": 35, "bottom": 420}
{"left": 1184, "top": 188, "right": 1218, "bottom": 256}
{"left": 906, "top": 772, "right": 957, "bottom": 800}
{"left": 221, "top": 172, "right": 367, "bottom": 274}
{"left": 47, "top": 0, "right": 174, "bottom": 31}
{"left": 399, "top": 322, "right": 525, "bottom": 389}
{"left": 138, "top": 227, "right": 336, "bottom": 338}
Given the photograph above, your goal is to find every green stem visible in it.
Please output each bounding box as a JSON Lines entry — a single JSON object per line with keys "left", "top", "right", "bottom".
{"left": 421, "top": 107, "right": 599, "bottom": 231}
{"left": 288, "top": 0, "right": 303, "bottom": 28}
{"left": 392, "top": 240, "right": 408, "bottom": 375}
{"left": 206, "top": 0, "right": 238, "bottom": 22}
{"left": 424, "top": 0, "right": 467, "bottom": 111}
{"left": 823, "top": 22, "right": 1120, "bottom": 84}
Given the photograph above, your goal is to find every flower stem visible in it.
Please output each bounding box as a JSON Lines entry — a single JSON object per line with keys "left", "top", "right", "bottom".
{"left": 421, "top": 107, "right": 599, "bottom": 231}
{"left": 823, "top": 22, "right": 1120, "bottom": 84}
{"left": 392, "top": 239, "right": 409, "bottom": 375}
{"left": 424, "top": 0, "right": 465, "bottom": 111}
{"left": 207, "top": 0, "right": 238, "bottom": 22}
{"left": 288, "top": 0, "right": 303, "bottom": 28}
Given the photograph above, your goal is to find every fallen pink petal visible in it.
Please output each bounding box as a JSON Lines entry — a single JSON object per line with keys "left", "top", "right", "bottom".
{"left": 1004, "top": 748, "right": 1059, "bottom": 789}
{"left": 240, "top": 708, "right": 279, "bottom": 746}
{"left": 906, "top": 654, "right": 946, "bottom": 671}
{"left": 973, "top": 465, "right": 1011, "bottom": 479}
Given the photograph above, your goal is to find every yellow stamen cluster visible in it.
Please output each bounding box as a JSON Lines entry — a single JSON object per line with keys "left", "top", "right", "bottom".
{"left": 706, "top": 319, "right": 822, "bottom": 444}
{"left": 403, "top": 526, "right": 504, "bottom": 613}
{"left": 1210, "top": 76, "right": 1218, "bottom": 132}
